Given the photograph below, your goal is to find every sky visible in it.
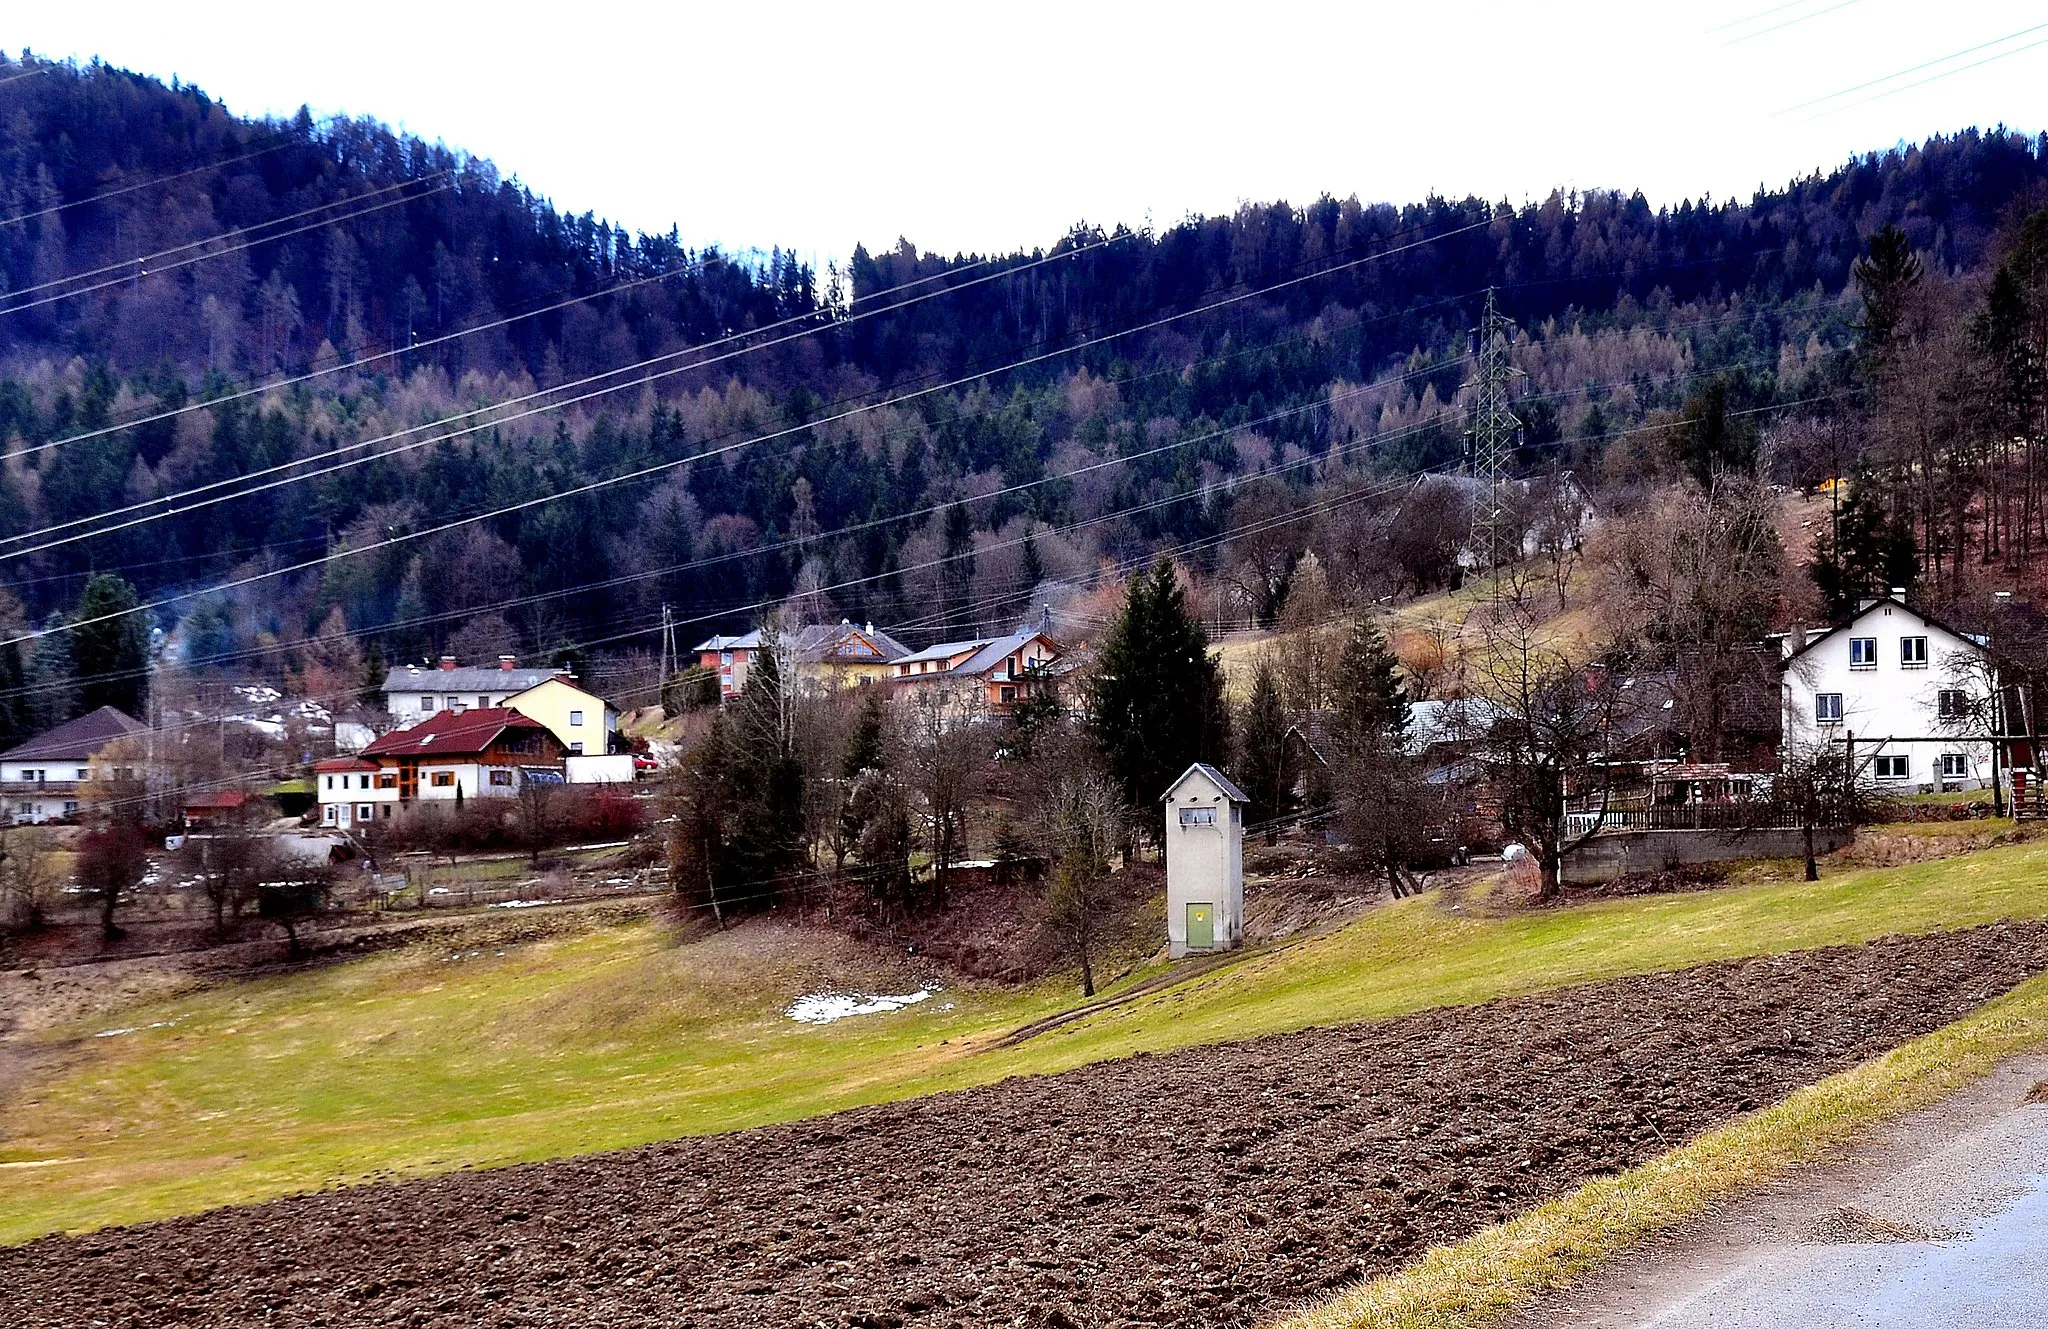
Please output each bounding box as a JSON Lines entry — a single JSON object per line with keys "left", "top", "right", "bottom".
{"left": 10, "top": 1, "right": 2047, "bottom": 267}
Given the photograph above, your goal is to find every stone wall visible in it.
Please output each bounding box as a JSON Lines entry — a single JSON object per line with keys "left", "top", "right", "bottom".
{"left": 1561, "top": 826, "right": 1852, "bottom": 885}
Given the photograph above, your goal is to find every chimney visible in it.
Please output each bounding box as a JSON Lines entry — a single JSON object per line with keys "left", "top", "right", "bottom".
{"left": 439, "top": 655, "right": 457, "bottom": 671}
{"left": 1790, "top": 623, "right": 1807, "bottom": 654}
{"left": 499, "top": 655, "right": 516, "bottom": 670}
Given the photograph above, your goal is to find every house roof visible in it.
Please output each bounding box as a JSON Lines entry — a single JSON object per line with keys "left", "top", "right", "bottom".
{"left": 896, "top": 637, "right": 993, "bottom": 666}
{"left": 502, "top": 676, "right": 614, "bottom": 712}
{"left": 384, "top": 664, "right": 568, "bottom": 694}
{"left": 0, "top": 706, "right": 148, "bottom": 763}
{"left": 1780, "top": 594, "right": 1990, "bottom": 669}
{"left": 693, "top": 631, "right": 762, "bottom": 653}
{"left": 361, "top": 707, "right": 555, "bottom": 759}
{"left": 184, "top": 789, "right": 251, "bottom": 810}
{"left": 953, "top": 630, "right": 1060, "bottom": 678}
{"left": 697, "top": 623, "right": 914, "bottom": 663}
{"left": 1162, "top": 761, "right": 1250, "bottom": 804}
{"left": 313, "top": 757, "right": 379, "bottom": 773}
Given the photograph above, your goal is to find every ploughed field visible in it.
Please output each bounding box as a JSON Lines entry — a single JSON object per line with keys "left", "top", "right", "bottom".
{"left": 8, "top": 923, "right": 2046, "bottom": 1329}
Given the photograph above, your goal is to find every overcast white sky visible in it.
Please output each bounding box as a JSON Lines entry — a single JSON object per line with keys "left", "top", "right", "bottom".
{"left": 12, "top": 2, "right": 2046, "bottom": 267}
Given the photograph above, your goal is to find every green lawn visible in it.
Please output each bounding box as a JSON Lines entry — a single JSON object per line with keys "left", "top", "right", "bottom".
{"left": 7, "top": 835, "right": 2048, "bottom": 1242}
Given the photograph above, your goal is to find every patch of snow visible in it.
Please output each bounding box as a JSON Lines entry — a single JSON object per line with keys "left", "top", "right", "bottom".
{"left": 487, "top": 898, "right": 563, "bottom": 909}
{"left": 95, "top": 1018, "right": 179, "bottom": 1038}
{"left": 94, "top": 1027, "right": 137, "bottom": 1038}
{"left": 428, "top": 887, "right": 452, "bottom": 896}
{"left": 786, "top": 984, "right": 940, "bottom": 1025}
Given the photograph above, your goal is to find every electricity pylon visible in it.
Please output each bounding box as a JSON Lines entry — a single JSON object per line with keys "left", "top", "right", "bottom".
{"left": 1464, "top": 289, "right": 1524, "bottom": 571}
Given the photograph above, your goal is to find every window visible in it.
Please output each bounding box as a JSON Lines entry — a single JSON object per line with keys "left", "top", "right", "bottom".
{"left": 569, "top": 710, "right": 584, "bottom": 726}
{"left": 1849, "top": 637, "right": 1878, "bottom": 669}
{"left": 570, "top": 741, "right": 584, "bottom": 754}
{"left": 478, "top": 696, "right": 490, "bottom": 710}
{"left": 998, "top": 685, "right": 1016, "bottom": 704}
{"left": 1874, "top": 754, "right": 1910, "bottom": 780}
{"left": 1901, "top": 636, "right": 1928, "bottom": 668}
{"left": 358, "top": 804, "right": 374, "bottom": 821}
{"left": 324, "top": 775, "right": 333, "bottom": 790}
{"left": 1815, "top": 693, "right": 1844, "bottom": 724}
{"left": 1179, "top": 806, "right": 1217, "bottom": 827}
{"left": 359, "top": 774, "right": 372, "bottom": 790}
{"left": 75, "top": 767, "right": 88, "bottom": 781}
{"left": 431, "top": 771, "right": 454, "bottom": 788}
{"left": 324, "top": 805, "right": 337, "bottom": 824}
{"left": 378, "top": 774, "right": 397, "bottom": 789}
{"left": 446, "top": 697, "right": 462, "bottom": 711}
{"left": 489, "top": 768, "right": 513, "bottom": 787}
{"left": 63, "top": 801, "right": 78, "bottom": 815}
{"left": 1938, "top": 690, "right": 1969, "bottom": 722}
{"left": 380, "top": 805, "right": 392, "bottom": 819}
{"left": 421, "top": 696, "right": 436, "bottom": 712}
{"left": 1941, "top": 753, "right": 1970, "bottom": 779}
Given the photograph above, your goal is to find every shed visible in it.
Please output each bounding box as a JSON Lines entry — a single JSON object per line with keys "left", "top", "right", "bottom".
{"left": 1161, "top": 762, "right": 1247, "bottom": 958}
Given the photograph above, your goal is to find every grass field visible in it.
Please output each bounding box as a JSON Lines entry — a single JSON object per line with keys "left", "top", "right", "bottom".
{"left": 8, "top": 834, "right": 2048, "bottom": 1243}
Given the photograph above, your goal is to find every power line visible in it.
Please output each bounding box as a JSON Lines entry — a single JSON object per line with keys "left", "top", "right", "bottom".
{"left": 0, "top": 173, "right": 448, "bottom": 312}
{"left": 1783, "top": 22, "right": 2048, "bottom": 118}
{"left": 12, "top": 231, "right": 1100, "bottom": 464}
{"left": 1721, "top": 0, "right": 1861, "bottom": 45}
{"left": 0, "top": 233, "right": 1131, "bottom": 554}
{"left": 0, "top": 219, "right": 1488, "bottom": 579}
{"left": 0, "top": 139, "right": 296, "bottom": 230}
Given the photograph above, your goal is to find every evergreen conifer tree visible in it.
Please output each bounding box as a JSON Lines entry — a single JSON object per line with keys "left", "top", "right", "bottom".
{"left": 1086, "top": 559, "right": 1228, "bottom": 823}
{"left": 69, "top": 574, "right": 149, "bottom": 719}
{"left": 1237, "top": 656, "right": 1295, "bottom": 845}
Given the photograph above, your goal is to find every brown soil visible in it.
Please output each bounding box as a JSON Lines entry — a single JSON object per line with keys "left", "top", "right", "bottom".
{"left": 6, "top": 922, "right": 2044, "bottom": 1329}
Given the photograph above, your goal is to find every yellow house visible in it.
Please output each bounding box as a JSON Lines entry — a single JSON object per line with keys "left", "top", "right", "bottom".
{"left": 502, "top": 675, "right": 617, "bottom": 756}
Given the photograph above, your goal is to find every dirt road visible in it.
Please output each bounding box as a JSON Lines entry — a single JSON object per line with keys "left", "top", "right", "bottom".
{"left": 5, "top": 923, "right": 2047, "bottom": 1329}
{"left": 1508, "top": 1050, "right": 2048, "bottom": 1329}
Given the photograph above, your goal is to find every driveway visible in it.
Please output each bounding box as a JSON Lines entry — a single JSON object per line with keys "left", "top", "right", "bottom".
{"left": 1512, "top": 1051, "right": 2048, "bottom": 1329}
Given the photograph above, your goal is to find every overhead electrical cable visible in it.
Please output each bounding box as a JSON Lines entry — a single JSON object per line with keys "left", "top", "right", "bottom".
{"left": 0, "top": 174, "right": 453, "bottom": 318}
{"left": 0, "top": 139, "right": 297, "bottom": 229}
{"left": 0, "top": 231, "right": 1132, "bottom": 550}
{"left": 0, "top": 219, "right": 1485, "bottom": 565}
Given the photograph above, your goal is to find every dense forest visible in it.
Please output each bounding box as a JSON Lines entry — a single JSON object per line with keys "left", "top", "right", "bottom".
{"left": 1, "top": 51, "right": 2046, "bottom": 738}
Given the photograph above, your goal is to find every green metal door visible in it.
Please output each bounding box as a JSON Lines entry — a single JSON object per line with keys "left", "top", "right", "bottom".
{"left": 1186, "top": 902, "right": 1214, "bottom": 950}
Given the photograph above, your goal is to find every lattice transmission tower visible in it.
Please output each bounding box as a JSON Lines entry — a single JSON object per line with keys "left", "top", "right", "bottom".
{"left": 1464, "top": 289, "right": 1524, "bottom": 570}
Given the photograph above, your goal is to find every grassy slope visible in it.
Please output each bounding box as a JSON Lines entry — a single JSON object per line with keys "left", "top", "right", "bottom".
{"left": 8, "top": 836, "right": 2048, "bottom": 1242}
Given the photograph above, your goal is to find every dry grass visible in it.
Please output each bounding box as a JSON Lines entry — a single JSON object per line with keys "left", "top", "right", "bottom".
{"left": 1280, "top": 969, "right": 2048, "bottom": 1329}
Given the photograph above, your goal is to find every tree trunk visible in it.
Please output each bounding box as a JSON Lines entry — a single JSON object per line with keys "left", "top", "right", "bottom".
{"left": 99, "top": 887, "right": 121, "bottom": 940}
{"left": 1803, "top": 822, "right": 1819, "bottom": 883}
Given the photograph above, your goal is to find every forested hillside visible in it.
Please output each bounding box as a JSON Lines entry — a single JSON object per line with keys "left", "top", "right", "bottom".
{"left": 1, "top": 51, "right": 2046, "bottom": 736}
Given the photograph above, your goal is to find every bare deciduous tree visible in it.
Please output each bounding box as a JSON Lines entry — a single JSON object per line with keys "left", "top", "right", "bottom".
{"left": 1039, "top": 771, "right": 1123, "bottom": 996}
{"left": 1470, "top": 587, "right": 1625, "bottom": 900}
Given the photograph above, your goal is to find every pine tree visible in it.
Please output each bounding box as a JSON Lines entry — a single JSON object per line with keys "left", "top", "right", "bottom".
{"left": 1854, "top": 224, "right": 1923, "bottom": 366}
{"left": 69, "top": 574, "right": 149, "bottom": 719}
{"left": 1086, "top": 559, "right": 1228, "bottom": 823}
{"left": 1237, "top": 657, "right": 1295, "bottom": 845}
{"left": 1329, "top": 616, "right": 1408, "bottom": 756}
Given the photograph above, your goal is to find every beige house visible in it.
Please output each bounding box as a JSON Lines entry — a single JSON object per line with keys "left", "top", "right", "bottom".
{"left": 501, "top": 675, "right": 617, "bottom": 757}
{"left": 1162, "top": 762, "right": 1246, "bottom": 958}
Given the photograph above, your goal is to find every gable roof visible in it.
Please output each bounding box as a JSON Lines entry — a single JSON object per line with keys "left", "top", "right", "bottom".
{"left": 696, "top": 623, "right": 914, "bottom": 663}
{"left": 1781, "top": 594, "right": 1990, "bottom": 669}
{"left": 896, "top": 637, "right": 994, "bottom": 667}
{"left": 952, "top": 630, "right": 1060, "bottom": 678}
{"left": 1161, "top": 761, "right": 1250, "bottom": 804}
{"left": 502, "top": 675, "right": 613, "bottom": 712}
{"left": 360, "top": 707, "right": 556, "bottom": 759}
{"left": 693, "top": 630, "right": 762, "bottom": 653}
{"left": 0, "top": 706, "right": 149, "bottom": 763}
{"left": 384, "top": 664, "right": 568, "bottom": 695}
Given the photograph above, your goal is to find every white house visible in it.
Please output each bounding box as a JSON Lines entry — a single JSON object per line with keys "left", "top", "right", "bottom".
{"left": 1780, "top": 594, "right": 1995, "bottom": 792}
{"left": 382, "top": 656, "right": 571, "bottom": 727}
{"left": 1, "top": 706, "right": 151, "bottom": 824}
{"left": 1162, "top": 762, "right": 1247, "bottom": 958}
{"left": 315, "top": 707, "right": 567, "bottom": 829}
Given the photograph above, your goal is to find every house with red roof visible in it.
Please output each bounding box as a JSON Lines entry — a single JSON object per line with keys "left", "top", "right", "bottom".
{"left": 314, "top": 707, "right": 566, "bottom": 830}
